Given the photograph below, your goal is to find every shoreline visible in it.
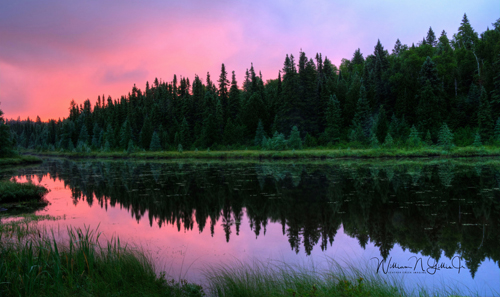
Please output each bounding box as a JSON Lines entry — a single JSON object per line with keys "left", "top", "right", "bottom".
{"left": 23, "top": 146, "right": 500, "bottom": 160}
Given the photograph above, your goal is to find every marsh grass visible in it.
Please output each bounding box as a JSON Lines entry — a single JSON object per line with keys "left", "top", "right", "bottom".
{"left": 0, "top": 221, "right": 205, "bottom": 297}
{"left": 0, "top": 180, "right": 48, "bottom": 204}
{"left": 27, "top": 146, "right": 500, "bottom": 160}
{"left": 202, "top": 259, "right": 477, "bottom": 297}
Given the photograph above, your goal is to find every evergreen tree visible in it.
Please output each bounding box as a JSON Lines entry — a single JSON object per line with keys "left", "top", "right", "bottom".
{"left": 352, "top": 84, "right": 371, "bottom": 142}
{"left": 119, "top": 120, "right": 132, "bottom": 149}
{"left": 494, "top": 117, "right": 500, "bottom": 144}
{"left": 383, "top": 133, "right": 394, "bottom": 148}
{"left": 424, "top": 130, "right": 433, "bottom": 146}
{"left": 180, "top": 117, "right": 191, "bottom": 147}
{"left": 139, "top": 116, "right": 153, "bottom": 149}
{"left": 438, "top": 123, "right": 454, "bottom": 150}
{"left": 288, "top": 126, "right": 302, "bottom": 149}
{"left": 150, "top": 131, "right": 162, "bottom": 151}
{"left": 223, "top": 118, "right": 238, "bottom": 146}
{"left": 78, "top": 125, "right": 89, "bottom": 145}
{"left": 0, "top": 108, "right": 13, "bottom": 157}
{"left": 91, "top": 124, "right": 101, "bottom": 148}
{"left": 228, "top": 71, "right": 240, "bottom": 121}
{"left": 472, "top": 131, "right": 482, "bottom": 147}
{"left": 407, "top": 125, "right": 421, "bottom": 147}
{"left": 127, "top": 139, "right": 135, "bottom": 154}
{"left": 426, "top": 27, "right": 437, "bottom": 47}
{"left": 254, "top": 119, "right": 267, "bottom": 146}
{"left": 369, "top": 130, "right": 380, "bottom": 148}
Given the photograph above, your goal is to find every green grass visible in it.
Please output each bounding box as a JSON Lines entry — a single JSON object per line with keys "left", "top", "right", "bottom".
{"left": 0, "top": 155, "right": 43, "bottom": 167}
{"left": 26, "top": 146, "right": 500, "bottom": 160}
{"left": 203, "top": 259, "right": 475, "bottom": 297}
{"left": 0, "top": 180, "right": 48, "bottom": 204}
{"left": 0, "top": 220, "right": 205, "bottom": 297}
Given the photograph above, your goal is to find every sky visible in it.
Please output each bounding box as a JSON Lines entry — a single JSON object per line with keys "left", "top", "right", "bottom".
{"left": 0, "top": 0, "right": 498, "bottom": 121}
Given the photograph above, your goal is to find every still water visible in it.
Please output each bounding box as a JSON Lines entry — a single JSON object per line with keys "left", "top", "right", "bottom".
{"left": 6, "top": 158, "right": 500, "bottom": 295}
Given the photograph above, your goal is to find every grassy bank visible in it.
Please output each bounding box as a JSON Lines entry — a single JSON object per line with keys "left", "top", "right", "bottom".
{"left": 0, "top": 180, "right": 48, "bottom": 204}
{"left": 0, "top": 216, "right": 205, "bottom": 297}
{"left": 24, "top": 145, "right": 500, "bottom": 160}
{"left": 0, "top": 155, "right": 43, "bottom": 167}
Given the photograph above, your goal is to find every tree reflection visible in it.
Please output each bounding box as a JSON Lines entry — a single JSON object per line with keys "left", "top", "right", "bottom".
{"left": 16, "top": 159, "right": 500, "bottom": 278}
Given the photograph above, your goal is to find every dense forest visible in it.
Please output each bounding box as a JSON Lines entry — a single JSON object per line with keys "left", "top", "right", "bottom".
{"left": 5, "top": 14, "right": 500, "bottom": 152}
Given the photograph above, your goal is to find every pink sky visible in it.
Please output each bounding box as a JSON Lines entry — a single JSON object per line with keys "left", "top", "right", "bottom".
{"left": 0, "top": 0, "right": 498, "bottom": 121}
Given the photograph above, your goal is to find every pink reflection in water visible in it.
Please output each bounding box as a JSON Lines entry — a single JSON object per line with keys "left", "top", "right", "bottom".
{"left": 12, "top": 174, "right": 500, "bottom": 294}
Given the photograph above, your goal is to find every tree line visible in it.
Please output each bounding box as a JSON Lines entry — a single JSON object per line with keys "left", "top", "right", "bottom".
{"left": 4, "top": 14, "right": 500, "bottom": 152}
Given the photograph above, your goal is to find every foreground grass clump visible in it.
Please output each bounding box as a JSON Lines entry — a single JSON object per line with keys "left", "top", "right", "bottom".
{"left": 0, "top": 180, "right": 48, "bottom": 204}
{"left": 0, "top": 222, "right": 205, "bottom": 297}
{"left": 203, "top": 259, "right": 470, "bottom": 297}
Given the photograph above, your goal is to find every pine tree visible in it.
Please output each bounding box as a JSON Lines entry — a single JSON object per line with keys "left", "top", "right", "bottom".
{"left": 383, "top": 133, "right": 394, "bottom": 148}
{"left": 150, "top": 131, "right": 162, "bottom": 151}
{"left": 0, "top": 108, "right": 13, "bottom": 157}
{"left": 254, "top": 119, "right": 267, "bottom": 146}
{"left": 424, "top": 130, "right": 433, "bottom": 146}
{"left": 369, "top": 130, "right": 380, "bottom": 148}
{"left": 177, "top": 143, "right": 183, "bottom": 153}
{"left": 180, "top": 117, "right": 190, "bottom": 147}
{"left": 426, "top": 27, "right": 437, "bottom": 47}
{"left": 438, "top": 123, "right": 454, "bottom": 150}
{"left": 407, "top": 125, "right": 421, "bottom": 147}
{"left": 288, "top": 126, "right": 302, "bottom": 149}
{"left": 472, "top": 131, "right": 482, "bottom": 147}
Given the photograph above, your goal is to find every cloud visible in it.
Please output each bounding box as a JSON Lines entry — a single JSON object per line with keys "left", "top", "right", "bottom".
{"left": 0, "top": 0, "right": 498, "bottom": 120}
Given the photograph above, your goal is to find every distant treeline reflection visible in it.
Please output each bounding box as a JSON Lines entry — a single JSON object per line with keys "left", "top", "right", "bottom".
{"left": 18, "top": 160, "right": 500, "bottom": 277}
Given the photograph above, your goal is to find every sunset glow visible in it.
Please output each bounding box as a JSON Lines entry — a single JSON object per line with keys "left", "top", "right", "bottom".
{"left": 0, "top": 0, "right": 497, "bottom": 121}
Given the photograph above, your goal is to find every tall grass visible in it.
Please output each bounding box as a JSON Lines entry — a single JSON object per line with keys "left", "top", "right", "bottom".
{"left": 0, "top": 222, "right": 205, "bottom": 297}
{"left": 27, "top": 145, "right": 500, "bottom": 160}
{"left": 0, "top": 180, "right": 48, "bottom": 203}
{"left": 0, "top": 155, "right": 42, "bottom": 167}
{"left": 203, "top": 259, "right": 475, "bottom": 297}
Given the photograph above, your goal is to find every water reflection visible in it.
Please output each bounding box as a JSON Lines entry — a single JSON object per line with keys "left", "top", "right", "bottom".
{"left": 11, "top": 159, "right": 500, "bottom": 278}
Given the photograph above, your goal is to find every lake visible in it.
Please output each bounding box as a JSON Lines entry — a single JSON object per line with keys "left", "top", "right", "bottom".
{"left": 5, "top": 158, "right": 500, "bottom": 295}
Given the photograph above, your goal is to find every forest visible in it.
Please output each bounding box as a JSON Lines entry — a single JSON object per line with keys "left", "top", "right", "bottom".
{"left": 4, "top": 14, "right": 500, "bottom": 153}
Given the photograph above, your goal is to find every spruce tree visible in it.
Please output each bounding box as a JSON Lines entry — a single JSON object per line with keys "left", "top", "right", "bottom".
{"left": 288, "top": 126, "right": 302, "bottom": 149}
{"left": 424, "top": 130, "right": 433, "bottom": 146}
{"left": 407, "top": 125, "right": 421, "bottom": 147}
{"left": 472, "top": 131, "right": 482, "bottom": 147}
{"left": 119, "top": 120, "right": 132, "bottom": 149}
{"left": 383, "top": 133, "right": 394, "bottom": 148}
{"left": 438, "top": 123, "right": 454, "bottom": 150}
{"left": 0, "top": 108, "right": 13, "bottom": 157}
{"left": 254, "top": 119, "right": 267, "bottom": 146}
{"left": 494, "top": 117, "right": 500, "bottom": 144}
{"left": 91, "top": 124, "right": 101, "bottom": 148}
{"left": 150, "top": 131, "right": 162, "bottom": 151}
{"left": 426, "top": 27, "right": 437, "bottom": 47}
